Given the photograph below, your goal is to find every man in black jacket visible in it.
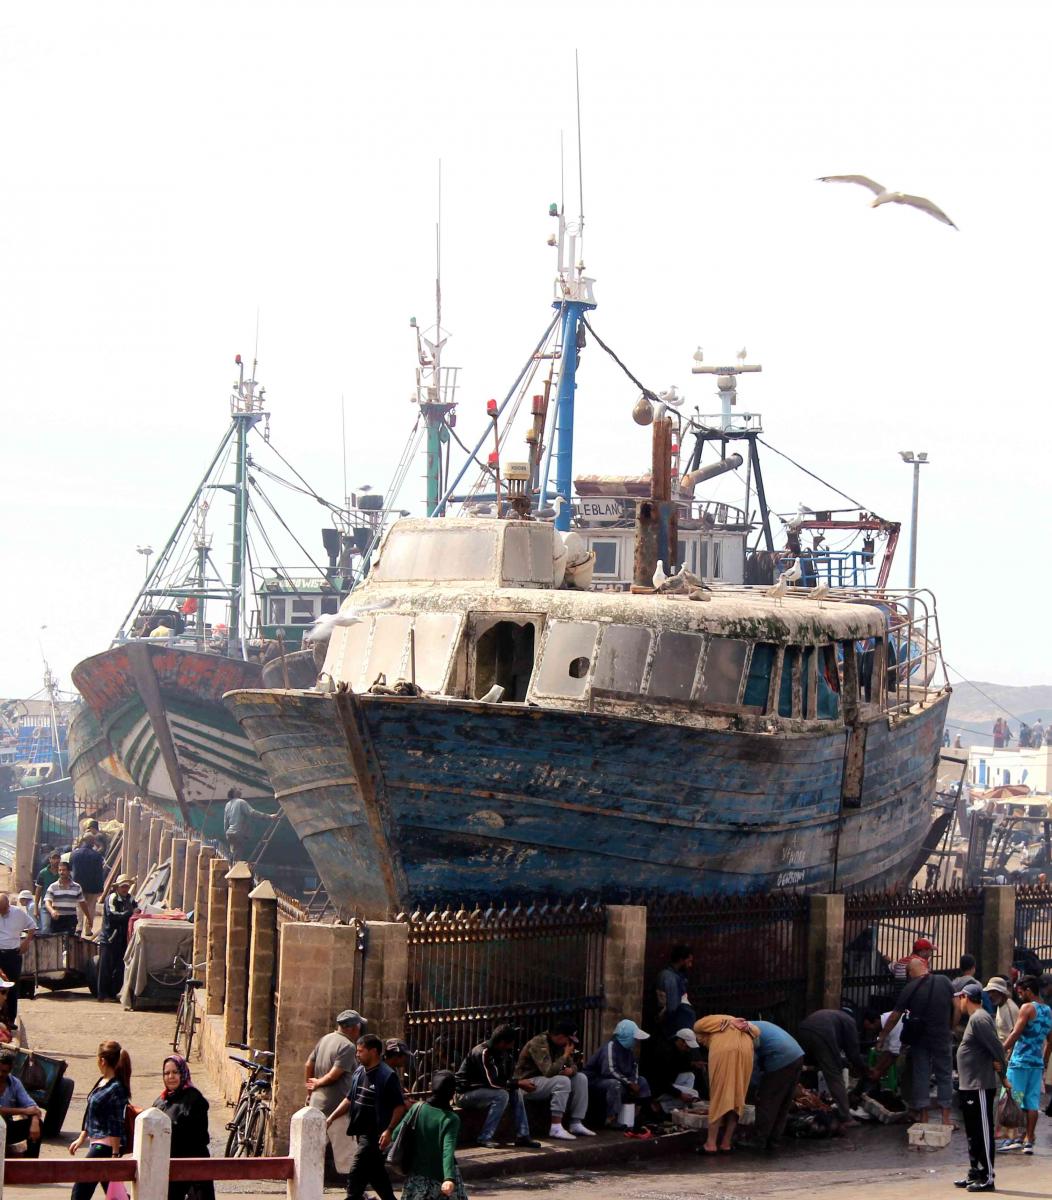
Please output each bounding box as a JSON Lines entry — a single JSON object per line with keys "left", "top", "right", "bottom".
{"left": 456, "top": 1024, "right": 541, "bottom": 1149}
{"left": 798, "top": 1008, "right": 877, "bottom": 1122}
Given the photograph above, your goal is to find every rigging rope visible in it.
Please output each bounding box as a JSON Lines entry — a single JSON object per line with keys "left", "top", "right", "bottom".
{"left": 580, "top": 316, "right": 660, "bottom": 403}
{"left": 755, "top": 437, "right": 871, "bottom": 515}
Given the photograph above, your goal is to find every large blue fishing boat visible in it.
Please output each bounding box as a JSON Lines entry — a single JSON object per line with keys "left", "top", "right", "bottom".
{"left": 224, "top": 198, "right": 951, "bottom": 916}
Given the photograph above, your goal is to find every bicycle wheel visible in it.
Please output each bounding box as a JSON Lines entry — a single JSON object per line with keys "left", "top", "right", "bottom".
{"left": 172, "top": 992, "right": 187, "bottom": 1054}
{"left": 179, "top": 989, "right": 197, "bottom": 1059}
{"left": 224, "top": 1097, "right": 250, "bottom": 1157}
{"left": 246, "top": 1101, "right": 269, "bottom": 1157}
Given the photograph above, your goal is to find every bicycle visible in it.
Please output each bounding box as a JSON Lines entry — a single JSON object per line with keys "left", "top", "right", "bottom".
{"left": 171, "top": 958, "right": 206, "bottom": 1059}
{"left": 225, "top": 1044, "right": 274, "bottom": 1157}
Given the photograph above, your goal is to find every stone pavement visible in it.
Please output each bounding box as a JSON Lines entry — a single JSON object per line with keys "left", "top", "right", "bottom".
{"left": 12, "top": 982, "right": 1051, "bottom": 1199}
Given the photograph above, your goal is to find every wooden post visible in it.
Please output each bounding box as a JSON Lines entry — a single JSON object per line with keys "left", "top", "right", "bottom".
{"left": 206, "top": 858, "right": 230, "bottom": 1016}
{"left": 224, "top": 862, "right": 254, "bottom": 1046}
{"left": 247, "top": 881, "right": 279, "bottom": 1050}
{"left": 158, "top": 826, "right": 173, "bottom": 872}
{"left": 144, "top": 817, "right": 163, "bottom": 880}
{"left": 168, "top": 838, "right": 188, "bottom": 910}
{"left": 123, "top": 801, "right": 142, "bottom": 880}
{"left": 193, "top": 846, "right": 216, "bottom": 971}
{"left": 13, "top": 796, "right": 40, "bottom": 892}
{"left": 183, "top": 841, "right": 201, "bottom": 916}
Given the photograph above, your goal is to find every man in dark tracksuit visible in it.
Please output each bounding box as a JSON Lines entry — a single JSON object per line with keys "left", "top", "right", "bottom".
{"left": 954, "top": 982, "right": 1006, "bottom": 1193}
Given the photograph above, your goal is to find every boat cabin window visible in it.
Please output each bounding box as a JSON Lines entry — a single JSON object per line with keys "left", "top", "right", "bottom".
{"left": 742, "top": 643, "right": 776, "bottom": 710}
{"left": 594, "top": 624, "right": 651, "bottom": 692}
{"left": 269, "top": 598, "right": 287, "bottom": 624}
{"left": 590, "top": 539, "right": 619, "bottom": 578}
{"left": 327, "top": 618, "right": 372, "bottom": 690}
{"left": 372, "top": 525, "right": 498, "bottom": 583}
{"left": 647, "top": 631, "right": 702, "bottom": 702}
{"left": 817, "top": 646, "right": 841, "bottom": 719}
{"left": 778, "top": 648, "right": 798, "bottom": 717}
{"left": 535, "top": 620, "right": 599, "bottom": 699}
{"left": 697, "top": 637, "right": 749, "bottom": 707}
{"left": 320, "top": 595, "right": 339, "bottom": 616}
{"left": 472, "top": 618, "right": 537, "bottom": 701}
{"left": 365, "top": 614, "right": 413, "bottom": 685}
{"left": 502, "top": 525, "right": 557, "bottom": 586}
{"left": 291, "top": 597, "right": 317, "bottom": 625}
{"left": 411, "top": 612, "right": 461, "bottom": 691}
{"left": 801, "top": 647, "right": 815, "bottom": 718}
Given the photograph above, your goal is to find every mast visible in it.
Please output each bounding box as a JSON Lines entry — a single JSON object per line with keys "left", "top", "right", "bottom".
{"left": 415, "top": 164, "right": 459, "bottom": 516}
{"left": 548, "top": 56, "right": 596, "bottom": 532}
{"left": 228, "top": 355, "right": 268, "bottom": 655}
{"left": 42, "top": 659, "right": 66, "bottom": 777}
{"left": 192, "top": 500, "right": 210, "bottom": 636}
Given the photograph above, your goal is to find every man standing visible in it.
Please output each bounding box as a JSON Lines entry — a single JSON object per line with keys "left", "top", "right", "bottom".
{"left": 891, "top": 936, "right": 937, "bottom": 986}
{"left": 0, "top": 893, "right": 35, "bottom": 1023}
{"left": 42, "top": 861, "right": 91, "bottom": 937}
{"left": 954, "top": 982, "right": 1005, "bottom": 1193}
{"left": 457, "top": 1023, "right": 542, "bottom": 1148}
{"left": 326, "top": 1033, "right": 406, "bottom": 1200}
{"left": 514, "top": 1020, "right": 593, "bottom": 1139}
{"left": 747, "top": 1019, "right": 806, "bottom": 1151}
{"left": 0, "top": 1052, "right": 43, "bottom": 1157}
{"left": 655, "top": 945, "right": 696, "bottom": 1035}
{"left": 798, "top": 1007, "right": 875, "bottom": 1124}
{"left": 222, "top": 788, "right": 280, "bottom": 863}
{"left": 879, "top": 959, "right": 956, "bottom": 1125}
{"left": 1001, "top": 975, "right": 1052, "bottom": 1155}
{"left": 33, "top": 851, "right": 62, "bottom": 933}
{"left": 306, "top": 1010, "right": 364, "bottom": 1175}
{"left": 70, "top": 835, "right": 106, "bottom": 936}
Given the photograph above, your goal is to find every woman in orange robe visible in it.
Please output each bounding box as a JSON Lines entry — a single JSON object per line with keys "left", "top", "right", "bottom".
{"left": 694, "top": 1014, "right": 759, "bottom": 1153}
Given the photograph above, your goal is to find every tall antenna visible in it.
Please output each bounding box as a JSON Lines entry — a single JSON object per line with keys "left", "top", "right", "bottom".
{"left": 341, "top": 394, "right": 348, "bottom": 508}
{"left": 436, "top": 159, "right": 442, "bottom": 338}
{"left": 253, "top": 308, "right": 261, "bottom": 371}
{"left": 575, "top": 49, "right": 584, "bottom": 233}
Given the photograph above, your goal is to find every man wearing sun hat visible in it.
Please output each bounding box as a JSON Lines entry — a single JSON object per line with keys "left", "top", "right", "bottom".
{"left": 0, "top": 892, "right": 36, "bottom": 1022}
{"left": 97, "top": 875, "right": 138, "bottom": 1002}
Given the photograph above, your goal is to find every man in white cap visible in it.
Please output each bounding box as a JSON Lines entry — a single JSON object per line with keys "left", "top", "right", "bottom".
{"left": 643, "top": 1027, "right": 701, "bottom": 1114}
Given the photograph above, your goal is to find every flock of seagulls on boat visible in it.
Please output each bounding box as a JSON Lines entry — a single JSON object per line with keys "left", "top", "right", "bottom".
{"left": 817, "top": 175, "right": 958, "bottom": 229}
{"left": 651, "top": 557, "right": 831, "bottom": 606}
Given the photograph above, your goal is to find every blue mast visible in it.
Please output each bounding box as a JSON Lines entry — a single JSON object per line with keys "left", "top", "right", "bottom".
{"left": 546, "top": 199, "right": 596, "bottom": 531}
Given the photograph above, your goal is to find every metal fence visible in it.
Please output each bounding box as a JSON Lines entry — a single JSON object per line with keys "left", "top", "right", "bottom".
{"left": 842, "top": 887, "right": 984, "bottom": 1012}
{"left": 34, "top": 792, "right": 80, "bottom": 869}
{"left": 399, "top": 901, "right": 606, "bottom": 1094}
{"left": 644, "top": 893, "right": 810, "bottom": 1033}
{"left": 1014, "top": 884, "right": 1052, "bottom": 969}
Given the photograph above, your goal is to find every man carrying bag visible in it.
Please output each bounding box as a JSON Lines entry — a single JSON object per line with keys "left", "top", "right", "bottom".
{"left": 878, "top": 959, "right": 955, "bottom": 1125}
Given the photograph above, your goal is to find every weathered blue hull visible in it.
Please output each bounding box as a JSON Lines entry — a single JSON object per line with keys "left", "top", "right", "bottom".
{"left": 225, "top": 687, "right": 950, "bottom": 916}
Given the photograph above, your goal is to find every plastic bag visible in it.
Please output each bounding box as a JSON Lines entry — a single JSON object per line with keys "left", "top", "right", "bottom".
{"left": 996, "top": 1089, "right": 1023, "bottom": 1129}
{"left": 105, "top": 1184, "right": 129, "bottom": 1200}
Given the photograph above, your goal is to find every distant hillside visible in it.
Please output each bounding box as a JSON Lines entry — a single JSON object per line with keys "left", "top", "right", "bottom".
{"left": 946, "top": 681, "right": 1052, "bottom": 746}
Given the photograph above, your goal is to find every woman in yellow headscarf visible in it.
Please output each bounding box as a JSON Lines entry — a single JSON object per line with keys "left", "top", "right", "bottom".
{"left": 694, "top": 1014, "right": 759, "bottom": 1153}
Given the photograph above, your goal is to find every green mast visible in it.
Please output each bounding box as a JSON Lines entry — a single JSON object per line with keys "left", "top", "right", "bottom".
{"left": 228, "top": 355, "right": 268, "bottom": 655}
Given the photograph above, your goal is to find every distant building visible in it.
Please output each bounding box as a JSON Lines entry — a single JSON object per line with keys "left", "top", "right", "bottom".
{"left": 967, "top": 743, "right": 1052, "bottom": 791}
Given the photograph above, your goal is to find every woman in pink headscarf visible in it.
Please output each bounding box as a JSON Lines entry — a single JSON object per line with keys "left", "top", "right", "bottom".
{"left": 152, "top": 1056, "right": 213, "bottom": 1200}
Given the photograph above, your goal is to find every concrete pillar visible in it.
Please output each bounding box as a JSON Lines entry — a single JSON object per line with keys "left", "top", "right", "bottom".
{"left": 223, "top": 861, "right": 254, "bottom": 1047}
{"left": 167, "top": 838, "right": 188, "bottom": 910}
{"left": 271, "top": 923, "right": 362, "bottom": 1153}
{"left": 981, "top": 885, "right": 1016, "bottom": 979}
{"left": 806, "top": 893, "right": 845, "bottom": 1013}
{"left": 116, "top": 795, "right": 127, "bottom": 823}
{"left": 287, "top": 1106, "right": 326, "bottom": 1200}
{"left": 600, "top": 905, "right": 647, "bottom": 1044}
{"left": 145, "top": 817, "right": 163, "bottom": 878}
{"left": 130, "top": 1106, "right": 171, "bottom": 1200}
{"left": 13, "top": 796, "right": 40, "bottom": 892}
{"left": 247, "top": 880, "right": 279, "bottom": 1050}
{"left": 360, "top": 921, "right": 407, "bottom": 1039}
{"left": 205, "top": 857, "right": 230, "bottom": 1016}
{"left": 123, "top": 801, "right": 142, "bottom": 880}
{"left": 183, "top": 841, "right": 201, "bottom": 915}
{"left": 193, "top": 846, "right": 216, "bottom": 970}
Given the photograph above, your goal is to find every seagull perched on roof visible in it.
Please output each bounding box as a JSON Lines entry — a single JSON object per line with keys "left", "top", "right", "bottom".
{"left": 766, "top": 558, "right": 802, "bottom": 602}
{"left": 653, "top": 561, "right": 668, "bottom": 589}
{"left": 817, "top": 176, "right": 958, "bottom": 229}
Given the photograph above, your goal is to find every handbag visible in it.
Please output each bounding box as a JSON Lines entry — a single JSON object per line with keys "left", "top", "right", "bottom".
{"left": 996, "top": 1088, "right": 1023, "bottom": 1129}
{"left": 899, "top": 977, "right": 933, "bottom": 1047}
{"left": 386, "top": 1101, "right": 421, "bottom": 1171}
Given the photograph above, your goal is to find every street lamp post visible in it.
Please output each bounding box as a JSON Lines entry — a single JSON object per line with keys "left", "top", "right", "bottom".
{"left": 898, "top": 451, "right": 929, "bottom": 612}
{"left": 136, "top": 544, "right": 154, "bottom": 581}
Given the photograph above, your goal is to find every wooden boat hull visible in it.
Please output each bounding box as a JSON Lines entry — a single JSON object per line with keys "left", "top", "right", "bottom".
{"left": 67, "top": 705, "right": 137, "bottom": 803}
{"left": 224, "top": 686, "right": 950, "bottom": 916}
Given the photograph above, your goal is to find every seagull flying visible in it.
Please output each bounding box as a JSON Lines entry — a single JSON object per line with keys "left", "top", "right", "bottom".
{"left": 306, "top": 597, "right": 397, "bottom": 642}
{"left": 818, "top": 176, "right": 958, "bottom": 230}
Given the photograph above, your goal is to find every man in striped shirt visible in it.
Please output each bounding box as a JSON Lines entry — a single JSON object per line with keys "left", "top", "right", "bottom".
{"left": 43, "top": 862, "right": 91, "bottom": 935}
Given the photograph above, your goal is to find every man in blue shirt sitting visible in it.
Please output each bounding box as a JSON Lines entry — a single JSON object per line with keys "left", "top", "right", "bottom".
{"left": 0, "top": 1053, "right": 43, "bottom": 1157}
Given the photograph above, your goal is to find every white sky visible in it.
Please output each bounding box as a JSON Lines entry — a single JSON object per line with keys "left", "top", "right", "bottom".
{"left": 2, "top": 0, "right": 1049, "bottom": 699}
